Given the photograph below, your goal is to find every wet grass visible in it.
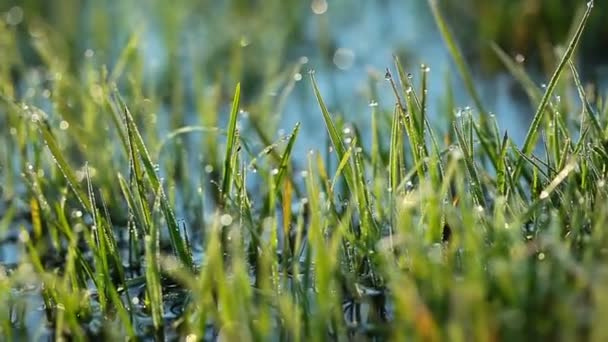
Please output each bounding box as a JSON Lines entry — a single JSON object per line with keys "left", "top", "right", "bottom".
{"left": 1, "top": 1, "right": 608, "bottom": 341}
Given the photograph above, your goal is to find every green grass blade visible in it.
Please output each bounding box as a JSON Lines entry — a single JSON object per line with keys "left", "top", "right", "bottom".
{"left": 221, "top": 83, "right": 241, "bottom": 202}
{"left": 310, "top": 74, "right": 354, "bottom": 190}
{"left": 118, "top": 96, "right": 193, "bottom": 269}
{"left": 37, "top": 118, "right": 92, "bottom": 212}
{"left": 519, "top": 2, "right": 594, "bottom": 158}
{"left": 274, "top": 122, "right": 300, "bottom": 189}
{"left": 427, "top": 0, "right": 488, "bottom": 123}
{"left": 569, "top": 60, "right": 602, "bottom": 138}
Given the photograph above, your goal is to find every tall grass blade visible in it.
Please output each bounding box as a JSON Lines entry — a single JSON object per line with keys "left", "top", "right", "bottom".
{"left": 221, "top": 83, "right": 241, "bottom": 203}
{"left": 519, "top": 2, "right": 594, "bottom": 158}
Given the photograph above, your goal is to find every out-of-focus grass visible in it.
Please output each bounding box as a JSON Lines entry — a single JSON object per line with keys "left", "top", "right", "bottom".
{"left": 442, "top": 0, "right": 608, "bottom": 73}
{"left": 1, "top": 0, "right": 608, "bottom": 341}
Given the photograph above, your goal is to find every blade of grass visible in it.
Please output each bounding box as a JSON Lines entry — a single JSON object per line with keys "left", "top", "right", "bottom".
{"left": 116, "top": 94, "right": 193, "bottom": 269}
{"left": 518, "top": 2, "right": 594, "bottom": 161}
{"left": 274, "top": 122, "right": 300, "bottom": 190}
{"left": 221, "top": 83, "right": 241, "bottom": 203}
{"left": 427, "top": 0, "right": 488, "bottom": 124}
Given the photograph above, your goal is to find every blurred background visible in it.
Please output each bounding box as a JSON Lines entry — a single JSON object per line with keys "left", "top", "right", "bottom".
{"left": 2, "top": 0, "right": 607, "bottom": 144}
{"left": 1, "top": 0, "right": 607, "bottom": 200}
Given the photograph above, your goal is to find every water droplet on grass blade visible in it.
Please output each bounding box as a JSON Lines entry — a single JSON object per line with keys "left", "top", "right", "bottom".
{"left": 220, "top": 214, "right": 233, "bottom": 226}
{"left": 384, "top": 69, "right": 392, "bottom": 80}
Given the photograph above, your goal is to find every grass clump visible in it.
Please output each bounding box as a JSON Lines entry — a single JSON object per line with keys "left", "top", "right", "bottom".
{"left": 1, "top": 1, "right": 608, "bottom": 341}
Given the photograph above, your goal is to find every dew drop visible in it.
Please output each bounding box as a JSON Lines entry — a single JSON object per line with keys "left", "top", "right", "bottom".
{"left": 384, "top": 69, "right": 392, "bottom": 80}
{"left": 405, "top": 180, "right": 414, "bottom": 191}
{"left": 220, "top": 214, "right": 233, "bottom": 226}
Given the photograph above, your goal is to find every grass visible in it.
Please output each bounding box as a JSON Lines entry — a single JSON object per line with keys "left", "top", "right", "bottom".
{"left": 1, "top": 1, "right": 608, "bottom": 341}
